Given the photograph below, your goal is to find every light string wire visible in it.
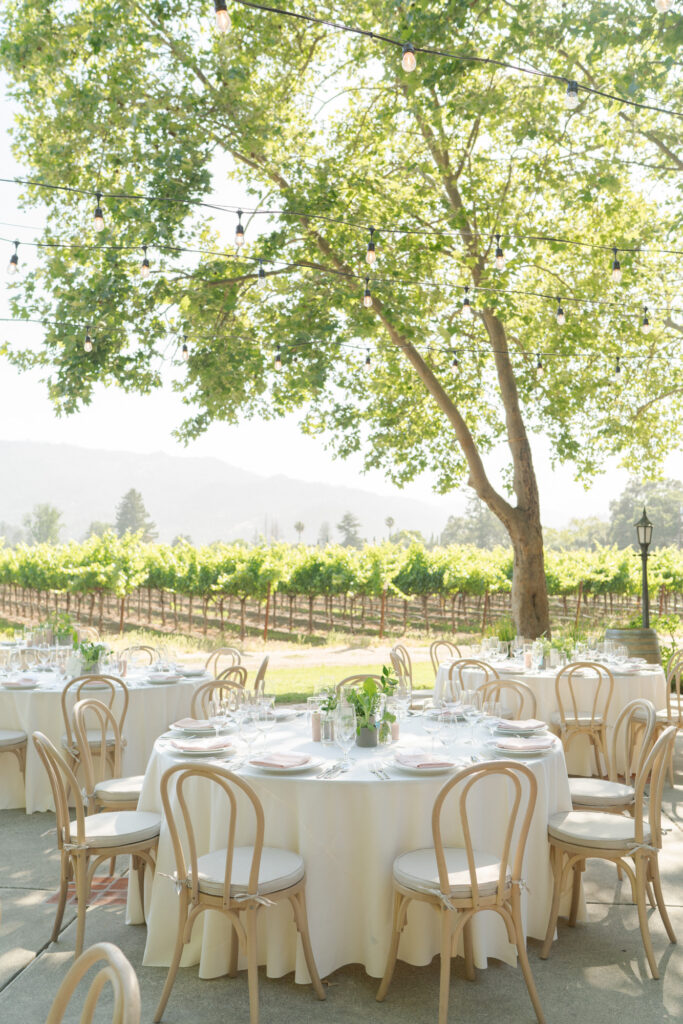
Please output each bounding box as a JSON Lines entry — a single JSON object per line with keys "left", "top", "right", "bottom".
{"left": 227, "top": 0, "right": 683, "bottom": 121}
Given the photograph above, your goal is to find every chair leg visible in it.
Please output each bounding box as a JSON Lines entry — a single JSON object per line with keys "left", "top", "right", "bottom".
{"left": 635, "top": 857, "right": 659, "bottom": 979}
{"left": 290, "top": 890, "right": 326, "bottom": 1000}
{"left": 134, "top": 856, "right": 146, "bottom": 916}
{"left": 245, "top": 906, "right": 260, "bottom": 1024}
{"left": 51, "top": 853, "right": 70, "bottom": 942}
{"left": 463, "top": 918, "right": 475, "bottom": 981}
{"left": 228, "top": 921, "right": 239, "bottom": 977}
{"left": 438, "top": 910, "right": 454, "bottom": 1024}
{"left": 154, "top": 901, "right": 188, "bottom": 1022}
{"left": 512, "top": 899, "right": 546, "bottom": 1024}
{"left": 651, "top": 858, "right": 677, "bottom": 944}
{"left": 376, "top": 890, "right": 405, "bottom": 1002}
{"left": 541, "top": 845, "right": 563, "bottom": 959}
{"left": 568, "top": 860, "right": 583, "bottom": 927}
{"left": 73, "top": 854, "right": 90, "bottom": 958}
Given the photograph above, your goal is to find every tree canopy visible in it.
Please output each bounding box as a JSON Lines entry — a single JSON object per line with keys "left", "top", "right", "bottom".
{"left": 114, "top": 488, "right": 158, "bottom": 541}
{"left": 23, "top": 503, "right": 63, "bottom": 545}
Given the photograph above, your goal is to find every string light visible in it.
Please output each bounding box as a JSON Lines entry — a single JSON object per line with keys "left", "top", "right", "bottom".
{"left": 614, "top": 355, "right": 621, "bottom": 376}
{"left": 84, "top": 326, "right": 93, "bottom": 352}
{"left": 401, "top": 43, "right": 416, "bottom": 73}
{"left": 536, "top": 352, "right": 544, "bottom": 377}
{"left": 641, "top": 306, "right": 651, "bottom": 333}
{"left": 565, "top": 81, "right": 579, "bottom": 110}
{"left": 6, "top": 241, "right": 18, "bottom": 276}
{"left": 555, "top": 298, "right": 565, "bottom": 325}
{"left": 235, "top": 210, "right": 245, "bottom": 248}
{"left": 363, "top": 276, "right": 373, "bottom": 308}
{"left": 257, "top": 259, "right": 266, "bottom": 288}
{"left": 274, "top": 347, "right": 282, "bottom": 370}
{"left": 366, "top": 227, "right": 376, "bottom": 266}
{"left": 655, "top": 0, "right": 673, "bottom": 10}
{"left": 494, "top": 234, "right": 505, "bottom": 271}
{"left": 611, "top": 246, "right": 622, "bottom": 283}
{"left": 451, "top": 349, "right": 459, "bottom": 369}
{"left": 181, "top": 337, "right": 189, "bottom": 361}
{"left": 461, "top": 285, "right": 473, "bottom": 319}
{"left": 140, "top": 244, "right": 150, "bottom": 278}
{"left": 93, "top": 193, "right": 104, "bottom": 233}
{"left": 364, "top": 348, "right": 371, "bottom": 371}
{"left": 214, "top": 0, "right": 231, "bottom": 32}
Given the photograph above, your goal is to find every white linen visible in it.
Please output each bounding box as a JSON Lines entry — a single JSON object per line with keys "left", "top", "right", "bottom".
{"left": 434, "top": 662, "right": 666, "bottom": 775}
{"left": 0, "top": 673, "right": 199, "bottom": 812}
{"left": 128, "top": 716, "right": 574, "bottom": 983}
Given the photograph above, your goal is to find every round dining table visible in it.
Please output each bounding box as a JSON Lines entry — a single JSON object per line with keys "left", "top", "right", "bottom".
{"left": 128, "top": 713, "right": 575, "bottom": 985}
{"left": 0, "top": 669, "right": 208, "bottom": 812}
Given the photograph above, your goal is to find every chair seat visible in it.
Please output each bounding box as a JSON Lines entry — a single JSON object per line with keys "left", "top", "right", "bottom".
{"left": 0, "top": 729, "right": 27, "bottom": 748}
{"left": 568, "top": 777, "right": 635, "bottom": 808}
{"left": 550, "top": 711, "right": 604, "bottom": 727}
{"left": 548, "top": 810, "right": 650, "bottom": 850}
{"left": 393, "top": 847, "right": 510, "bottom": 899}
{"left": 94, "top": 775, "right": 144, "bottom": 803}
{"left": 67, "top": 810, "right": 161, "bottom": 848}
{"left": 193, "top": 846, "right": 305, "bottom": 897}
{"left": 62, "top": 730, "right": 116, "bottom": 751}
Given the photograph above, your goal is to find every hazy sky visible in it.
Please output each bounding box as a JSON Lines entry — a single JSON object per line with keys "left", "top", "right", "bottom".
{"left": 1, "top": 71, "right": 680, "bottom": 529}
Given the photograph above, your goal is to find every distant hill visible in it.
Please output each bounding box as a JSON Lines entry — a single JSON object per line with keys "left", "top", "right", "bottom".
{"left": 0, "top": 441, "right": 454, "bottom": 544}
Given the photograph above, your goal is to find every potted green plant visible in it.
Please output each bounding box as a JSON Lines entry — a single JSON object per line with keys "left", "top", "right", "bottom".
{"left": 319, "top": 691, "right": 338, "bottom": 744}
{"left": 77, "top": 641, "right": 108, "bottom": 675}
{"left": 346, "top": 668, "right": 397, "bottom": 747}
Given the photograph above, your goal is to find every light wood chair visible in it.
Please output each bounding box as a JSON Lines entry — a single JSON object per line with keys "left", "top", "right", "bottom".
{"left": 191, "top": 679, "right": 246, "bottom": 719}
{"left": 216, "top": 665, "right": 248, "bottom": 689}
{"left": 541, "top": 726, "right": 677, "bottom": 977}
{"left": 443, "top": 659, "right": 500, "bottom": 701}
{"left": 120, "top": 645, "right": 158, "bottom": 667}
{"left": 206, "top": 646, "right": 242, "bottom": 676}
{"left": 73, "top": 698, "right": 144, "bottom": 813}
{"left": 33, "top": 731, "right": 160, "bottom": 957}
{"left": 476, "top": 678, "right": 537, "bottom": 718}
{"left": 251, "top": 655, "right": 270, "bottom": 696}
{"left": 390, "top": 644, "right": 413, "bottom": 688}
{"left": 429, "top": 640, "right": 462, "bottom": 677}
{"left": 0, "top": 728, "right": 27, "bottom": 779}
{"left": 76, "top": 626, "right": 101, "bottom": 643}
{"left": 634, "top": 655, "right": 683, "bottom": 784}
{"left": 46, "top": 941, "right": 140, "bottom": 1024}
{"left": 377, "top": 761, "right": 544, "bottom": 1024}
{"left": 568, "top": 699, "right": 656, "bottom": 813}
{"left": 335, "top": 673, "right": 385, "bottom": 697}
{"left": 552, "top": 662, "right": 614, "bottom": 778}
{"left": 153, "top": 762, "right": 326, "bottom": 1024}
{"left": 61, "top": 675, "right": 129, "bottom": 777}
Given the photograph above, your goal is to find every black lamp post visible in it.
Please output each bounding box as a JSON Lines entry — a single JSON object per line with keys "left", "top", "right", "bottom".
{"left": 636, "top": 508, "right": 653, "bottom": 629}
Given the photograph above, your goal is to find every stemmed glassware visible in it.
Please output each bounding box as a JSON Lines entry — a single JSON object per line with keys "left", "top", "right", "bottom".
{"left": 422, "top": 701, "right": 445, "bottom": 752}
{"left": 334, "top": 705, "right": 357, "bottom": 769}
{"left": 239, "top": 704, "right": 261, "bottom": 761}
{"left": 209, "top": 699, "right": 228, "bottom": 741}
{"left": 461, "top": 689, "right": 482, "bottom": 744}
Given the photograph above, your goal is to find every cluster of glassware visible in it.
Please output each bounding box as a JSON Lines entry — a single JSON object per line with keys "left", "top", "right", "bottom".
{"left": 0, "top": 643, "right": 73, "bottom": 680}
{"left": 421, "top": 691, "right": 503, "bottom": 751}
{"left": 472, "top": 635, "right": 631, "bottom": 672}
{"left": 208, "top": 692, "right": 277, "bottom": 759}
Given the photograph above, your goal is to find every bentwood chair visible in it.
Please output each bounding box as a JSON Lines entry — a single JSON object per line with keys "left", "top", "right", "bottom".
{"left": 191, "top": 679, "right": 246, "bottom": 719}
{"left": 73, "top": 699, "right": 144, "bottom": 813}
{"left": 476, "top": 678, "right": 537, "bottom": 718}
{"left": 33, "top": 732, "right": 160, "bottom": 957}
{"left": 377, "top": 761, "right": 544, "bottom": 1024}
{"left": 120, "top": 645, "right": 159, "bottom": 668}
{"left": 0, "top": 728, "right": 27, "bottom": 780}
{"left": 61, "top": 676, "right": 130, "bottom": 777}
{"left": 46, "top": 941, "right": 140, "bottom": 1024}
{"left": 251, "top": 655, "right": 270, "bottom": 697}
{"left": 335, "top": 673, "right": 385, "bottom": 697}
{"left": 206, "top": 647, "right": 242, "bottom": 676}
{"left": 153, "top": 762, "right": 326, "bottom": 1024}
{"left": 634, "top": 655, "right": 683, "bottom": 784}
{"left": 390, "top": 645, "right": 413, "bottom": 689}
{"left": 541, "top": 726, "right": 677, "bottom": 977}
{"left": 429, "top": 640, "right": 462, "bottom": 677}
{"left": 75, "top": 626, "right": 101, "bottom": 644}
{"left": 552, "top": 663, "right": 614, "bottom": 777}
{"left": 443, "top": 659, "right": 500, "bottom": 701}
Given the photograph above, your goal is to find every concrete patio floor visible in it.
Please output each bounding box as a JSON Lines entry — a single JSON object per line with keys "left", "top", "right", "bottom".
{"left": 1, "top": 746, "right": 682, "bottom": 1023}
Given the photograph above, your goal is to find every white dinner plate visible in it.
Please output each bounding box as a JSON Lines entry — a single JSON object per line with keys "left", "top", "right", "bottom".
{"left": 1, "top": 681, "right": 39, "bottom": 690}
{"left": 491, "top": 743, "right": 554, "bottom": 758}
{"left": 175, "top": 667, "right": 208, "bottom": 678}
{"left": 248, "top": 755, "right": 321, "bottom": 774}
{"left": 168, "top": 742, "right": 235, "bottom": 758}
{"left": 495, "top": 725, "right": 548, "bottom": 737}
{"left": 147, "top": 673, "right": 181, "bottom": 684}
{"left": 170, "top": 721, "right": 214, "bottom": 734}
{"left": 392, "top": 758, "right": 457, "bottom": 776}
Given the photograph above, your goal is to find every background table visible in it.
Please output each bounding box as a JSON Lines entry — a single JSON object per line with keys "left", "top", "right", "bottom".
{"left": 129, "top": 716, "right": 574, "bottom": 983}
{"left": 0, "top": 672, "right": 204, "bottom": 812}
{"left": 434, "top": 661, "right": 666, "bottom": 774}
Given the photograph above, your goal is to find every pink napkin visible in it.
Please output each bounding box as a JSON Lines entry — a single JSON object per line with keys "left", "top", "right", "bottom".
{"left": 170, "top": 736, "right": 232, "bottom": 753}
{"left": 172, "top": 718, "right": 212, "bottom": 730}
{"left": 395, "top": 752, "right": 454, "bottom": 770}
{"left": 495, "top": 736, "right": 555, "bottom": 752}
{"left": 3, "top": 677, "right": 38, "bottom": 688}
{"left": 250, "top": 752, "right": 310, "bottom": 768}
{"left": 497, "top": 719, "right": 546, "bottom": 732}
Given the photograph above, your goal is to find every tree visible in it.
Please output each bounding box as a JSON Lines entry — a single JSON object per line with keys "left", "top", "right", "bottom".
{"left": 543, "top": 517, "right": 611, "bottom": 551}
{"left": 83, "top": 520, "right": 113, "bottom": 540}
{"left": 0, "top": 521, "right": 24, "bottom": 546}
{"left": 609, "top": 478, "right": 683, "bottom": 548}
{"left": 23, "top": 504, "right": 63, "bottom": 545}
{"left": 318, "top": 521, "right": 331, "bottom": 546}
{"left": 441, "top": 496, "right": 509, "bottom": 548}
{"left": 294, "top": 520, "right": 305, "bottom": 542}
{"left": 114, "top": 489, "right": 158, "bottom": 541}
{"left": 172, "top": 533, "right": 193, "bottom": 545}
{"left": 3, "top": 3, "right": 683, "bottom": 635}
{"left": 337, "top": 512, "right": 363, "bottom": 549}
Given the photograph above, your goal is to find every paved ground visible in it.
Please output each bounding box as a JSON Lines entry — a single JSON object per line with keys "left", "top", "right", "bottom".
{"left": 1, "top": 746, "right": 682, "bottom": 1023}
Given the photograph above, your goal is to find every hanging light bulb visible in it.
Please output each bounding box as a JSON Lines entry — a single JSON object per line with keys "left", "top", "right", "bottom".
{"left": 363, "top": 276, "right": 373, "bottom": 308}
{"left": 565, "top": 81, "right": 579, "bottom": 110}
{"left": 401, "top": 43, "right": 416, "bottom": 73}
{"left": 6, "top": 241, "right": 19, "bottom": 276}
{"left": 93, "top": 192, "right": 104, "bottom": 232}
{"left": 555, "top": 298, "right": 566, "bottom": 325}
{"left": 366, "top": 227, "right": 376, "bottom": 266}
{"left": 274, "top": 348, "right": 282, "bottom": 371}
{"left": 181, "top": 339, "right": 189, "bottom": 362}
{"left": 611, "top": 246, "right": 622, "bottom": 283}
{"left": 641, "top": 306, "right": 651, "bottom": 333}
{"left": 364, "top": 349, "right": 371, "bottom": 372}
{"left": 140, "top": 244, "right": 150, "bottom": 279}
{"left": 214, "top": 0, "right": 231, "bottom": 33}
{"left": 257, "top": 259, "right": 267, "bottom": 288}
{"left": 461, "top": 285, "right": 473, "bottom": 319}
{"left": 84, "top": 327, "right": 93, "bottom": 353}
{"left": 494, "top": 234, "right": 505, "bottom": 271}
{"left": 235, "top": 210, "right": 245, "bottom": 248}
{"left": 655, "top": 0, "right": 673, "bottom": 11}
{"left": 614, "top": 355, "right": 621, "bottom": 376}
{"left": 451, "top": 349, "right": 459, "bottom": 369}
{"left": 536, "top": 352, "right": 544, "bottom": 377}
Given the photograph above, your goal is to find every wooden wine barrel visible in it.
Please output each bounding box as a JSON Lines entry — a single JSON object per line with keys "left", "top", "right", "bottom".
{"left": 604, "top": 627, "right": 661, "bottom": 665}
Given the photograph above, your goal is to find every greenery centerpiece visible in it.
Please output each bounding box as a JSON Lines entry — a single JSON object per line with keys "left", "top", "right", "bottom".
{"left": 345, "top": 666, "right": 397, "bottom": 747}
{"left": 77, "top": 641, "right": 107, "bottom": 674}
{"left": 319, "top": 690, "right": 338, "bottom": 743}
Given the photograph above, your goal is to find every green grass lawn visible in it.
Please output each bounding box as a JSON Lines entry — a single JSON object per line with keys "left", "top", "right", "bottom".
{"left": 267, "top": 661, "right": 435, "bottom": 702}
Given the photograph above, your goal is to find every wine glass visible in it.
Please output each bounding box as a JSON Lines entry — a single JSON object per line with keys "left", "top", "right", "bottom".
{"left": 461, "top": 689, "right": 482, "bottom": 744}
{"left": 335, "top": 705, "right": 357, "bottom": 768}
{"left": 615, "top": 644, "right": 629, "bottom": 666}
{"left": 239, "top": 706, "right": 261, "bottom": 761}
{"left": 511, "top": 636, "right": 524, "bottom": 662}
{"left": 422, "top": 701, "right": 444, "bottom": 752}
{"left": 209, "top": 699, "right": 225, "bottom": 741}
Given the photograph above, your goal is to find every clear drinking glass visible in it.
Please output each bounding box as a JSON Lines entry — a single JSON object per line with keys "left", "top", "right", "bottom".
{"left": 422, "top": 702, "right": 444, "bottom": 752}
{"left": 239, "top": 707, "right": 261, "bottom": 759}
{"left": 461, "top": 689, "right": 482, "bottom": 744}
{"left": 335, "top": 706, "right": 357, "bottom": 767}
{"left": 209, "top": 699, "right": 225, "bottom": 741}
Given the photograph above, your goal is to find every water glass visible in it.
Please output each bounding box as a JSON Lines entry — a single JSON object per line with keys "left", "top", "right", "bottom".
{"left": 335, "top": 706, "right": 357, "bottom": 766}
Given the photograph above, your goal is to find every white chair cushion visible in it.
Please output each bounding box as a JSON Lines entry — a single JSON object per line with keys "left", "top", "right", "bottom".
{"left": 548, "top": 810, "right": 650, "bottom": 850}
{"left": 568, "top": 777, "right": 635, "bottom": 808}
{"left": 193, "top": 846, "right": 304, "bottom": 897}
{"left": 393, "top": 847, "right": 509, "bottom": 899}
{"left": 68, "top": 810, "right": 161, "bottom": 848}
{"left": 0, "top": 729, "right": 27, "bottom": 747}
{"left": 550, "top": 711, "right": 604, "bottom": 726}
{"left": 94, "top": 775, "right": 144, "bottom": 803}
{"left": 62, "top": 730, "right": 116, "bottom": 750}
{"left": 632, "top": 706, "right": 673, "bottom": 722}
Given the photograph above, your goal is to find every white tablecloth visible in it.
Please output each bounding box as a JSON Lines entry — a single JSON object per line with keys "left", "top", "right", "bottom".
{"left": 434, "top": 661, "right": 667, "bottom": 774}
{"left": 0, "top": 673, "right": 203, "bottom": 812}
{"left": 129, "top": 716, "right": 573, "bottom": 982}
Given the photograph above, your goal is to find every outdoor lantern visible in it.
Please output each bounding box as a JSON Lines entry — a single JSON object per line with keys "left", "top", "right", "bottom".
{"left": 636, "top": 507, "right": 653, "bottom": 549}
{"left": 635, "top": 507, "right": 653, "bottom": 629}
